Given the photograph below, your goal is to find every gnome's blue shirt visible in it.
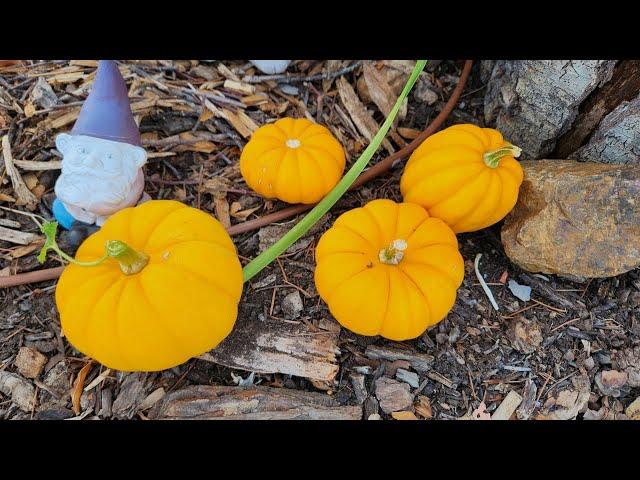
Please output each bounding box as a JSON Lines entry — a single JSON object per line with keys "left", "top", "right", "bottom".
{"left": 52, "top": 198, "right": 77, "bottom": 230}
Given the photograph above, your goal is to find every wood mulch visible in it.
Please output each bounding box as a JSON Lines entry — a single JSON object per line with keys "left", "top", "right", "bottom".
{"left": 0, "top": 60, "right": 638, "bottom": 420}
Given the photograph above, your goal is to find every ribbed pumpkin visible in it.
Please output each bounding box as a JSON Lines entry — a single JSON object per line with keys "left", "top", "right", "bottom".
{"left": 314, "top": 199, "right": 464, "bottom": 340}
{"left": 400, "top": 124, "right": 524, "bottom": 233}
{"left": 240, "top": 117, "right": 346, "bottom": 204}
{"left": 55, "top": 200, "right": 243, "bottom": 372}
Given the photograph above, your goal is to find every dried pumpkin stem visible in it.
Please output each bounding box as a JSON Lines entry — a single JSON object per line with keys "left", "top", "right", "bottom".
{"left": 241, "top": 60, "right": 428, "bottom": 283}
{"left": 379, "top": 239, "right": 407, "bottom": 265}
{"left": 483, "top": 144, "right": 522, "bottom": 168}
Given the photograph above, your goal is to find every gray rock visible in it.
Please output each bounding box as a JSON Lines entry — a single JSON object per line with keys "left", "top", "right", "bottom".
{"left": 0, "top": 371, "right": 36, "bottom": 412}
{"left": 395, "top": 368, "right": 420, "bottom": 388}
{"left": 484, "top": 60, "right": 616, "bottom": 159}
{"left": 281, "top": 291, "right": 304, "bottom": 318}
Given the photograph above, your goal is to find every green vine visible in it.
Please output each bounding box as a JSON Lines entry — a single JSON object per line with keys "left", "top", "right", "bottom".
{"left": 241, "top": 60, "right": 428, "bottom": 283}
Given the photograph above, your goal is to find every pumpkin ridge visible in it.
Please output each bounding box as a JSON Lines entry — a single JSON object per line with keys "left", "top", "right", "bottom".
{"left": 495, "top": 159, "right": 522, "bottom": 183}
{"left": 113, "top": 280, "right": 139, "bottom": 368}
{"left": 243, "top": 145, "right": 286, "bottom": 189}
{"left": 141, "top": 205, "right": 191, "bottom": 252}
{"left": 302, "top": 144, "right": 344, "bottom": 171}
{"left": 325, "top": 265, "right": 373, "bottom": 304}
{"left": 397, "top": 266, "right": 432, "bottom": 328}
{"left": 136, "top": 274, "right": 191, "bottom": 354}
{"left": 448, "top": 124, "right": 491, "bottom": 148}
{"left": 159, "top": 261, "right": 238, "bottom": 302}
{"left": 293, "top": 119, "right": 316, "bottom": 138}
{"left": 416, "top": 164, "right": 487, "bottom": 210}
{"left": 298, "top": 130, "right": 332, "bottom": 141}
{"left": 402, "top": 149, "right": 482, "bottom": 193}
{"left": 378, "top": 267, "right": 392, "bottom": 335}
{"left": 269, "top": 148, "right": 287, "bottom": 199}
{"left": 361, "top": 204, "right": 386, "bottom": 247}
{"left": 330, "top": 224, "right": 379, "bottom": 252}
{"left": 57, "top": 268, "right": 118, "bottom": 314}
{"left": 298, "top": 147, "right": 332, "bottom": 196}
{"left": 83, "top": 277, "right": 127, "bottom": 366}
{"left": 451, "top": 170, "right": 499, "bottom": 231}
{"left": 272, "top": 121, "right": 293, "bottom": 139}
{"left": 401, "top": 258, "right": 458, "bottom": 289}
{"left": 433, "top": 168, "right": 492, "bottom": 228}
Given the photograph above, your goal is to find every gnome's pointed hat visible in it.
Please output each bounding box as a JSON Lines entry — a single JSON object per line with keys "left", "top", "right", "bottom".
{"left": 71, "top": 60, "right": 141, "bottom": 146}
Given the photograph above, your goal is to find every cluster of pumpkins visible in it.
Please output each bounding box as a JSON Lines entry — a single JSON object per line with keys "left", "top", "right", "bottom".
{"left": 55, "top": 117, "right": 523, "bottom": 372}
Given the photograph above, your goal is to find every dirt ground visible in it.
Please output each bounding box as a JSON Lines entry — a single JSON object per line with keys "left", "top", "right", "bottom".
{"left": 1, "top": 60, "right": 639, "bottom": 420}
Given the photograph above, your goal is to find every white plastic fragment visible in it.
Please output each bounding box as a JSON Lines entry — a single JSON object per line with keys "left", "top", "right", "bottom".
{"left": 249, "top": 60, "right": 291, "bottom": 75}
{"left": 508, "top": 279, "right": 532, "bottom": 302}
{"left": 474, "top": 253, "right": 500, "bottom": 311}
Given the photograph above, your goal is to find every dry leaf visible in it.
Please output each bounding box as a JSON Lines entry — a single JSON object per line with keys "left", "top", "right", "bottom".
{"left": 214, "top": 193, "right": 231, "bottom": 228}
{"left": 10, "top": 240, "right": 45, "bottom": 259}
{"left": 397, "top": 127, "right": 420, "bottom": 140}
{"left": 230, "top": 202, "right": 260, "bottom": 220}
{"left": 362, "top": 62, "right": 407, "bottom": 121}
{"left": 472, "top": 402, "right": 492, "bottom": 420}
{"left": 415, "top": 395, "right": 433, "bottom": 419}
{"left": 336, "top": 77, "right": 394, "bottom": 154}
{"left": 391, "top": 411, "right": 418, "bottom": 420}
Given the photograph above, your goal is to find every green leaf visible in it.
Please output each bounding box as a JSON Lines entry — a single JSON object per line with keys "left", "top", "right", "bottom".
{"left": 38, "top": 220, "right": 60, "bottom": 264}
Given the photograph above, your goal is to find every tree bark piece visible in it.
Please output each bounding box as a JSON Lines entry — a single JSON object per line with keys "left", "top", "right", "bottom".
{"left": 555, "top": 60, "right": 640, "bottom": 158}
{"left": 199, "top": 313, "right": 341, "bottom": 382}
{"left": 483, "top": 61, "right": 616, "bottom": 159}
{"left": 502, "top": 160, "right": 640, "bottom": 278}
{"left": 149, "top": 385, "right": 362, "bottom": 420}
{"left": 365, "top": 344, "right": 434, "bottom": 374}
{"left": 571, "top": 95, "right": 640, "bottom": 165}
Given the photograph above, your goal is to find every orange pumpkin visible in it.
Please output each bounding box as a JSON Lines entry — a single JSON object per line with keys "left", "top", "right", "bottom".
{"left": 314, "top": 199, "right": 464, "bottom": 340}
{"left": 240, "top": 117, "right": 346, "bottom": 204}
{"left": 400, "top": 124, "right": 524, "bottom": 233}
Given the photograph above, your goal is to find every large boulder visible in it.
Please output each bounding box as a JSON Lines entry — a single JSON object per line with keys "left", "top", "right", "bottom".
{"left": 501, "top": 160, "right": 640, "bottom": 278}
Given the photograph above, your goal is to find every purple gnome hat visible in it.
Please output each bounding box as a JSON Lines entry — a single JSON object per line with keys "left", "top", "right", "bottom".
{"left": 71, "top": 60, "right": 141, "bottom": 146}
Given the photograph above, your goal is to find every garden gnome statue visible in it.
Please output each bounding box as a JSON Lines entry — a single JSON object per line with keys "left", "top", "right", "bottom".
{"left": 52, "top": 60, "right": 148, "bottom": 230}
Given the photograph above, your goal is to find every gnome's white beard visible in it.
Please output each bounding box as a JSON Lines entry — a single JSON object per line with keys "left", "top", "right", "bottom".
{"left": 54, "top": 135, "right": 147, "bottom": 226}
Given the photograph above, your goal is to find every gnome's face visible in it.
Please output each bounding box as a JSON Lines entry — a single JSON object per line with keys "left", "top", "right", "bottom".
{"left": 54, "top": 133, "right": 147, "bottom": 218}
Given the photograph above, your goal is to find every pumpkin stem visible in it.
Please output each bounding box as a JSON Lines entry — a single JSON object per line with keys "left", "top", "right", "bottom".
{"left": 104, "top": 240, "right": 149, "bottom": 275}
{"left": 483, "top": 144, "right": 522, "bottom": 168}
{"left": 379, "top": 239, "right": 407, "bottom": 265}
{"left": 37, "top": 220, "right": 148, "bottom": 274}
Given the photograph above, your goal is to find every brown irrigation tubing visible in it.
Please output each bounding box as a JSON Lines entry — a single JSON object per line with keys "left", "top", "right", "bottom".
{"left": 0, "top": 60, "right": 473, "bottom": 289}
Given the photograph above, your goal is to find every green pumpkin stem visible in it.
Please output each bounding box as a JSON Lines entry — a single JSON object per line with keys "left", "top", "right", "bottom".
{"left": 104, "top": 240, "right": 149, "bottom": 275}
{"left": 483, "top": 144, "right": 522, "bottom": 168}
{"left": 38, "top": 220, "right": 147, "bottom": 275}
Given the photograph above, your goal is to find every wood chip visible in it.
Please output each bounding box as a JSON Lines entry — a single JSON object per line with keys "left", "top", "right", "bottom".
{"left": 0, "top": 226, "right": 40, "bottom": 245}
{"left": 492, "top": 390, "right": 523, "bottom": 420}
{"left": 200, "top": 312, "right": 341, "bottom": 382}
{"left": 336, "top": 76, "right": 394, "bottom": 154}
{"left": 149, "top": 385, "right": 362, "bottom": 420}
{"left": 1, "top": 136, "right": 38, "bottom": 208}
{"left": 223, "top": 79, "right": 255, "bottom": 95}
{"left": 365, "top": 345, "right": 434, "bottom": 374}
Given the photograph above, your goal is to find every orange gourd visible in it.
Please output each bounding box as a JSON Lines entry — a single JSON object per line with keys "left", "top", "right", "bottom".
{"left": 55, "top": 200, "right": 243, "bottom": 372}
{"left": 314, "top": 199, "right": 464, "bottom": 340}
{"left": 400, "top": 124, "right": 524, "bottom": 233}
{"left": 240, "top": 117, "right": 346, "bottom": 204}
